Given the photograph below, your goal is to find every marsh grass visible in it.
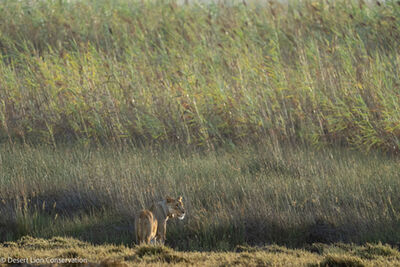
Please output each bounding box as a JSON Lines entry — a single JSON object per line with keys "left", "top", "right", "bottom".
{"left": 0, "top": 142, "right": 399, "bottom": 250}
{"left": 0, "top": 0, "right": 399, "bottom": 151}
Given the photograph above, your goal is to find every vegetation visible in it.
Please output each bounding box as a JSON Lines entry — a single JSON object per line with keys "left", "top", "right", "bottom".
{"left": 1, "top": 236, "right": 400, "bottom": 266}
{"left": 1, "top": 0, "right": 400, "bottom": 265}
{"left": 0, "top": 0, "right": 399, "bottom": 151}
{"left": 1, "top": 143, "right": 400, "bottom": 251}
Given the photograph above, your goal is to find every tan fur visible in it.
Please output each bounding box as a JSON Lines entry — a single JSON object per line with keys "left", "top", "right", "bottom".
{"left": 135, "top": 210, "right": 158, "bottom": 244}
{"left": 135, "top": 196, "right": 185, "bottom": 245}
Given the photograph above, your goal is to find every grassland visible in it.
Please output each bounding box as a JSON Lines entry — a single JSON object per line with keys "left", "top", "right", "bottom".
{"left": 1, "top": 142, "right": 400, "bottom": 252}
{"left": 1, "top": 0, "right": 400, "bottom": 265}
{"left": 0, "top": 0, "right": 399, "bottom": 151}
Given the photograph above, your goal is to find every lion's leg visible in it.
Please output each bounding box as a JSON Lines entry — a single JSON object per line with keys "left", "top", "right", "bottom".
{"left": 150, "top": 217, "right": 158, "bottom": 245}
{"left": 138, "top": 225, "right": 146, "bottom": 245}
{"left": 156, "top": 221, "right": 167, "bottom": 245}
{"left": 136, "top": 219, "right": 143, "bottom": 245}
{"left": 155, "top": 235, "right": 161, "bottom": 245}
{"left": 145, "top": 218, "right": 153, "bottom": 244}
{"left": 162, "top": 221, "right": 167, "bottom": 244}
{"left": 145, "top": 234, "right": 152, "bottom": 244}
{"left": 135, "top": 218, "right": 142, "bottom": 245}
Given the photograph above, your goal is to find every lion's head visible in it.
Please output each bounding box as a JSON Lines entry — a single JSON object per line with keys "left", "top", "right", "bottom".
{"left": 166, "top": 196, "right": 185, "bottom": 220}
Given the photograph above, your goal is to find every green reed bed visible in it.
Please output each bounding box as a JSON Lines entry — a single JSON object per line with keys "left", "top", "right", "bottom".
{"left": 0, "top": 0, "right": 399, "bottom": 151}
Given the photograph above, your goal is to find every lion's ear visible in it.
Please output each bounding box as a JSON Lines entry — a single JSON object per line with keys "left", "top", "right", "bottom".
{"left": 166, "top": 196, "right": 174, "bottom": 203}
{"left": 178, "top": 196, "right": 183, "bottom": 202}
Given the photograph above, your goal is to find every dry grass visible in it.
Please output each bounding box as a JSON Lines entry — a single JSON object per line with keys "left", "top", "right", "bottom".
{"left": 1, "top": 236, "right": 400, "bottom": 266}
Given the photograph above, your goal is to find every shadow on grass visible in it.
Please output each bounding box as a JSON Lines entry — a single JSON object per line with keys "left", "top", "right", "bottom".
{"left": 52, "top": 215, "right": 135, "bottom": 246}
{"left": 1, "top": 194, "right": 400, "bottom": 251}
{"left": 0, "top": 189, "right": 167, "bottom": 247}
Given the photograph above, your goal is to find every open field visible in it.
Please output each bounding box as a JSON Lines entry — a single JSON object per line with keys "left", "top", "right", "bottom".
{"left": 0, "top": 236, "right": 400, "bottom": 266}
{"left": 1, "top": 143, "right": 400, "bottom": 251}
{"left": 0, "top": 0, "right": 399, "bottom": 151}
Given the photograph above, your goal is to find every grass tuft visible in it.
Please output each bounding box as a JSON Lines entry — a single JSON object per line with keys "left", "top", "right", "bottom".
{"left": 355, "top": 243, "right": 400, "bottom": 260}
{"left": 135, "top": 245, "right": 189, "bottom": 263}
{"left": 318, "top": 254, "right": 365, "bottom": 267}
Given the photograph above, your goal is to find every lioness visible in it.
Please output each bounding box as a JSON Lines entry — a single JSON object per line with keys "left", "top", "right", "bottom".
{"left": 135, "top": 196, "right": 185, "bottom": 245}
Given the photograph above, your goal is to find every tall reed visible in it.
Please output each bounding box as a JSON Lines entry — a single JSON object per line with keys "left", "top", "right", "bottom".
{"left": 0, "top": 0, "right": 399, "bottom": 151}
